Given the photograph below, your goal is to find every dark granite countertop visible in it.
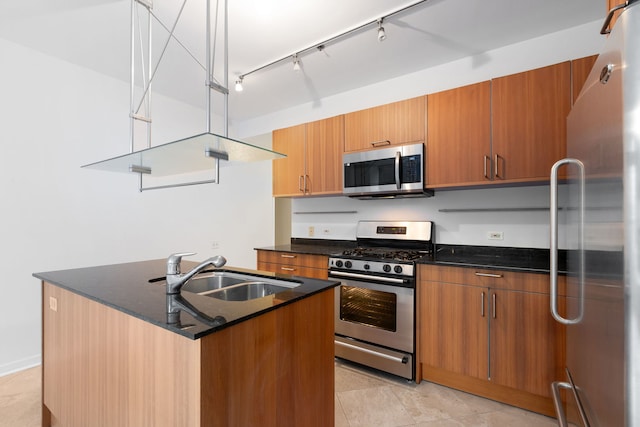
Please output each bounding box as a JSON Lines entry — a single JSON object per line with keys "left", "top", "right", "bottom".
{"left": 256, "top": 239, "right": 561, "bottom": 273}
{"left": 33, "top": 259, "right": 340, "bottom": 340}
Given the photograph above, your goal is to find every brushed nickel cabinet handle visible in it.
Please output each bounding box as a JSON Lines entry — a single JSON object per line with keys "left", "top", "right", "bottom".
{"left": 483, "top": 155, "right": 490, "bottom": 179}
{"left": 281, "top": 267, "right": 296, "bottom": 271}
{"left": 492, "top": 293, "right": 497, "bottom": 319}
{"left": 280, "top": 254, "right": 296, "bottom": 259}
{"left": 474, "top": 272, "right": 503, "bottom": 278}
{"left": 494, "top": 154, "right": 503, "bottom": 179}
{"left": 371, "top": 140, "right": 391, "bottom": 147}
{"left": 481, "top": 292, "right": 485, "bottom": 317}
{"left": 298, "top": 175, "right": 304, "bottom": 192}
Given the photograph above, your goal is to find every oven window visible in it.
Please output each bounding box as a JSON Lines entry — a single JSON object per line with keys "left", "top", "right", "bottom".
{"left": 340, "top": 285, "right": 397, "bottom": 332}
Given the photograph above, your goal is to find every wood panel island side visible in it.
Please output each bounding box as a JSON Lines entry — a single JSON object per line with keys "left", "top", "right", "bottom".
{"left": 34, "top": 259, "right": 339, "bottom": 427}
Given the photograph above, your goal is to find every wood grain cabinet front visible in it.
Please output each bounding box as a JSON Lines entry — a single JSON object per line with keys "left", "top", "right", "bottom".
{"left": 417, "top": 264, "right": 566, "bottom": 417}
{"left": 257, "top": 250, "right": 329, "bottom": 280}
{"left": 344, "top": 96, "right": 426, "bottom": 153}
{"left": 491, "top": 61, "right": 571, "bottom": 183}
{"left": 426, "top": 81, "right": 491, "bottom": 188}
{"left": 272, "top": 116, "right": 344, "bottom": 198}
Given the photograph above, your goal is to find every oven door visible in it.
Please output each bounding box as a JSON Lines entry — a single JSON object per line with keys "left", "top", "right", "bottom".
{"left": 331, "top": 273, "right": 414, "bottom": 353}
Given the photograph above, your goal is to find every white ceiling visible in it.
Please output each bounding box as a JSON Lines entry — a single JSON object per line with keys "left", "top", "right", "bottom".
{"left": 0, "top": 0, "right": 604, "bottom": 122}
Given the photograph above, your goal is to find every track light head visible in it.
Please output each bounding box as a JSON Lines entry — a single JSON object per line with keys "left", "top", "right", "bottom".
{"left": 292, "top": 54, "right": 301, "bottom": 71}
{"left": 377, "top": 18, "right": 386, "bottom": 42}
{"left": 235, "top": 76, "right": 243, "bottom": 92}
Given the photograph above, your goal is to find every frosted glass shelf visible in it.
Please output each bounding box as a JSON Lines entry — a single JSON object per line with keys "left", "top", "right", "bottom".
{"left": 82, "top": 132, "right": 285, "bottom": 176}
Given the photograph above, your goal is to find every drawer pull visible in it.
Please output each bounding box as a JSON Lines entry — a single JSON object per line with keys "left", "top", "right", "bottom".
{"left": 280, "top": 254, "right": 296, "bottom": 259}
{"left": 481, "top": 292, "right": 485, "bottom": 317}
{"left": 281, "top": 267, "right": 296, "bottom": 271}
{"left": 474, "top": 272, "right": 503, "bottom": 278}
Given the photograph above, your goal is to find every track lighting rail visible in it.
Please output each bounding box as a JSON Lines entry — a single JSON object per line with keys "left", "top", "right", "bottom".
{"left": 235, "top": 0, "right": 428, "bottom": 88}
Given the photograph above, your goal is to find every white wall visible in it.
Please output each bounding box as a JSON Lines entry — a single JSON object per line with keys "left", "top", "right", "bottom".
{"left": 290, "top": 186, "right": 566, "bottom": 249}
{"left": 0, "top": 39, "right": 275, "bottom": 375}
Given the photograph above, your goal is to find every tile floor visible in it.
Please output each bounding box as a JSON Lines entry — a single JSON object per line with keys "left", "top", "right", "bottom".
{"left": 0, "top": 362, "right": 559, "bottom": 427}
{"left": 334, "top": 360, "right": 558, "bottom": 427}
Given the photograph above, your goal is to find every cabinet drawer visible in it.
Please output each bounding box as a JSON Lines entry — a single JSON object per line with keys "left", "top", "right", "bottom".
{"left": 257, "top": 251, "right": 328, "bottom": 269}
{"left": 418, "top": 264, "right": 564, "bottom": 295}
{"left": 257, "top": 262, "right": 328, "bottom": 280}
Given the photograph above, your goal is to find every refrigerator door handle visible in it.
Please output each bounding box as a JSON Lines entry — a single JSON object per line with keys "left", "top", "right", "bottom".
{"left": 550, "top": 158, "right": 585, "bottom": 325}
{"left": 551, "top": 381, "right": 572, "bottom": 427}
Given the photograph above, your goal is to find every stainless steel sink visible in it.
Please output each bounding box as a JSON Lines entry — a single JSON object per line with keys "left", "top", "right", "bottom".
{"left": 180, "top": 271, "right": 300, "bottom": 301}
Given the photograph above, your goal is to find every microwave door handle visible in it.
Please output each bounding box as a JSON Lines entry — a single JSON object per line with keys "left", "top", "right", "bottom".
{"left": 395, "top": 151, "right": 401, "bottom": 190}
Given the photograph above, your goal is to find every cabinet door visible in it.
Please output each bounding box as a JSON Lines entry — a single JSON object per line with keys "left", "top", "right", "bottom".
{"left": 491, "top": 62, "right": 570, "bottom": 182}
{"left": 420, "top": 281, "right": 488, "bottom": 380}
{"left": 427, "top": 81, "right": 491, "bottom": 187}
{"left": 306, "top": 115, "right": 344, "bottom": 195}
{"left": 571, "top": 55, "right": 598, "bottom": 104}
{"left": 489, "top": 289, "right": 559, "bottom": 397}
{"left": 272, "top": 124, "right": 306, "bottom": 197}
{"left": 344, "top": 97, "right": 425, "bottom": 152}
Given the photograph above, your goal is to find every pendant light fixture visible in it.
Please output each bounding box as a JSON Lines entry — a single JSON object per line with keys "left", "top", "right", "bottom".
{"left": 81, "top": 0, "right": 284, "bottom": 191}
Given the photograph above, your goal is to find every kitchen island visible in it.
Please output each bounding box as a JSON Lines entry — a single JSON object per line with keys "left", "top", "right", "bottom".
{"left": 34, "top": 259, "right": 339, "bottom": 427}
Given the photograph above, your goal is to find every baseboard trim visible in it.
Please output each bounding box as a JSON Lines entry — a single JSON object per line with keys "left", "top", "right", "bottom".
{"left": 0, "top": 354, "right": 41, "bottom": 377}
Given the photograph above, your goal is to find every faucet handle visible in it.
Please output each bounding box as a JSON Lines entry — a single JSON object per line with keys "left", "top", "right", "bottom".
{"left": 166, "top": 252, "right": 196, "bottom": 275}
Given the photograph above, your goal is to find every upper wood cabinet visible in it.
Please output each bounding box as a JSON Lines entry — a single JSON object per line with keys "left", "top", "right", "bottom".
{"left": 571, "top": 55, "right": 598, "bottom": 104}
{"left": 272, "top": 116, "right": 344, "bottom": 197}
{"left": 426, "top": 81, "right": 491, "bottom": 188}
{"left": 344, "top": 96, "right": 426, "bottom": 152}
{"left": 491, "top": 61, "right": 571, "bottom": 182}
{"left": 273, "top": 124, "right": 306, "bottom": 197}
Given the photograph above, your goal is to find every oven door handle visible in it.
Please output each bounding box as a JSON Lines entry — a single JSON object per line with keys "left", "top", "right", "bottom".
{"left": 335, "top": 340, "right": 409, "bottom": 364}
{"left": 329, "top": 270, "right": 406, "bottom": 284}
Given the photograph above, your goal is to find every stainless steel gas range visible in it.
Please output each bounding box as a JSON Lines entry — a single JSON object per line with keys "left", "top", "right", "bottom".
{"left": 329, "top": 220, "right": 434, "bottom": 380}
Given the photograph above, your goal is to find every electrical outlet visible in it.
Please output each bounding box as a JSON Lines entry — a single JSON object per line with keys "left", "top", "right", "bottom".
{"left": 211, "top": 241, "right": 220, "bottom": 250}
{"left": 308, "top": 226, "right": 315, "bottom": 237}
{"left": 488, "top": 231, "right": 504, "bottom": 240}
{"left": 49, "top": 296, "right": 57, "bottom": 312}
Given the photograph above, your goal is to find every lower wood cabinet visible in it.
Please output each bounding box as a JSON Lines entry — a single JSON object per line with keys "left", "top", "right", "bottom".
{"left": 417, "top": 264, "right": 565, "bottom": 417}
{"left": 257, "top": 250, "right": 328, "bottom": 280}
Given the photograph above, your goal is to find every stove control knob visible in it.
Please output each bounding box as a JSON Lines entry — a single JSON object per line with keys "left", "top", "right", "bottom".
{"left": 394, "top": 265, "right": 403, "bottom": 274}
{"left": 336, "top": 260, "right": 343, "bottom": 268}
{"left": 383, "top": 264, "right": 392, "bottom": 273}
{"left": 345, "top": 261, "right": 353, "bottom": 269}
{"left": 364, "top": 264, "right": 370, "bottom": 270}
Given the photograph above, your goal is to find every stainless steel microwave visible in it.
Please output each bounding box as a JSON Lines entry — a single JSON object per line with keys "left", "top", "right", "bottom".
{"left": 343, "top": 143, "right": 432, "bottom": 198}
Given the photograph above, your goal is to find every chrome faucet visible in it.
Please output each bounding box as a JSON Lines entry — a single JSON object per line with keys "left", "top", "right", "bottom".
{"left": 165, "top": 252, "right": 227, "bottom": 295}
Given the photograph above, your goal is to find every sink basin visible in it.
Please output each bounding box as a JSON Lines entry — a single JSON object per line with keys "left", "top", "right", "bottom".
{"left": 203, "top": 282, "right": 292, "bottom": 301}
{"left": 180, "top": 271, "right": 301, "bottom": 301}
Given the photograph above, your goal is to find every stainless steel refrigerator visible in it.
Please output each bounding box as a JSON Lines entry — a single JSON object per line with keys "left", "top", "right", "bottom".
{"left": 549, "top": 1, "right": 640, "bottom": 425}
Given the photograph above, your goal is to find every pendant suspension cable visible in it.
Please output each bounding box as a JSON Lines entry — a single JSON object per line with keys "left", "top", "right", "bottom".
{"left": 134, "top": 0, "right": 189, "bottom": 115}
